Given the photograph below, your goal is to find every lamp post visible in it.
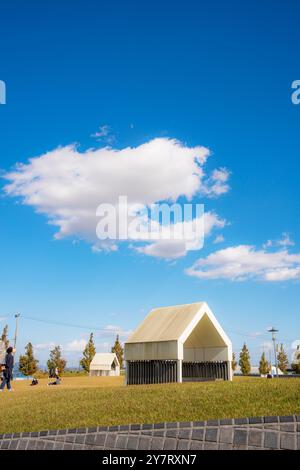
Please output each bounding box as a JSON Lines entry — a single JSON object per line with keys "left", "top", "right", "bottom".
{"left": 268, "top": 327, "right": 279, "bottom": 377}
{"left": 13, "top": 313, "right": 21, "bottom": 352}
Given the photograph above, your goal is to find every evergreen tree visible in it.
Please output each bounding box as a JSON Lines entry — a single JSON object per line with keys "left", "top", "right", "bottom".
{"left": 19, "top": 342, "right": 39, "bottom": 376}
{"left": 1, "top": 324, "right": 9, "bottom": 349}
{"left": 111, "top": 335, "right": 124, "bottom": 368}
{"left": 232, "top": 352, "right": 237, "bottom": 371}
{"left": 277, "top": 343, "right": 288, "bottom": 374}
{"left": 239, "top": 343, "right": 251, "bottom": 375}
{"left": 80, "top": 333, "right": 96, "bottom": 372}
{"left": 259, "top": 352, "right": 270, "bottom": 376}
{"left": 292, "top": 349, "right": 300, "bottom": 374}
{"left": 47, "top": 345, "right": 66, "bottom": 374}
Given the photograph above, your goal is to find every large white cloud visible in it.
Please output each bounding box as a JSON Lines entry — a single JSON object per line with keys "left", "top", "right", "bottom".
{"left": 4, "top": 137, "right": 229, "bottom": 256}
{"left": 185, "top": 244, "right": 300, "bottom": 282}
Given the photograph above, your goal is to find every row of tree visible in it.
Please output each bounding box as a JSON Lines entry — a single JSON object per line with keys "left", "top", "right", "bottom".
{"left": 233, "top": 342, "right": 300, "bottom": 375}
{"left": 1, "top": 325, "right": 124, "bottom": 376}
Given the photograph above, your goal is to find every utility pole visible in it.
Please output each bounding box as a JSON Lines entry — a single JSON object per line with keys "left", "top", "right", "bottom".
{"left": 268, "top": 327, "right": 279, "bottom": 377}
{"left": 13, "top": 313, "right": 21, "bottom": 352}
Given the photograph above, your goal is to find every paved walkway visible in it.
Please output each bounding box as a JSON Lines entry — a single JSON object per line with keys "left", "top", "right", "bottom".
{"left": 0, "top": 415, "right": 299, "bottom": 450}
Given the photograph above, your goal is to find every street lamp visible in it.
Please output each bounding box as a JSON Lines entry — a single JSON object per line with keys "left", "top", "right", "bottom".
{"left": 13, "top": 314, "right": 21, "bottom": 352}
{"left": 268, "top": 327, "right": 279, "bottom": 377}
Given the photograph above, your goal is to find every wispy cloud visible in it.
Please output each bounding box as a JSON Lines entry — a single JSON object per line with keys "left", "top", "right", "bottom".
{"left": 91, "top": 125, "right": 116, "bottom": 145}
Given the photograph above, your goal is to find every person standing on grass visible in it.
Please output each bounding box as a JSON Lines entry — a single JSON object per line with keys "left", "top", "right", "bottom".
{"left": 0, "top": 347, "right": 14, "bottom": 392}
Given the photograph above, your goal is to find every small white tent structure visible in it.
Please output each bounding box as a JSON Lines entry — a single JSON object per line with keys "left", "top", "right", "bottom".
{"left": 89, "top": 353, "right": 120, "bottom": 377}
{"left": 125, "top": 302, "right": 232, "bottom": 385}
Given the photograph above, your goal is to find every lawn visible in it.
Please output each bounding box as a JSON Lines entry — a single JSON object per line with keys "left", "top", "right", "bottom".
{"left": 0, "top": 376, "right": 299, "bottom": 434}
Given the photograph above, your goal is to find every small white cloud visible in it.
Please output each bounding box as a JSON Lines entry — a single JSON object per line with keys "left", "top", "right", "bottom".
{"left": 213, "top": 234, "right": 225, "bottom": 244}
{"left": 63, "top": 339, "right": 87, "bottom": 352}
{"left": 185, "top": 244, "right": 300, "bottom": 282}
{"left": 202, "top": 167, "right": 231, "bottom": 198}
{"left": 91, "top": 125, "right": 115, "bottom": 144}
{"left": 34, "top": 341, "right": 56, "bottom": 351}
{"left": 263, "top": 233, "right": 295, "bottom": 249}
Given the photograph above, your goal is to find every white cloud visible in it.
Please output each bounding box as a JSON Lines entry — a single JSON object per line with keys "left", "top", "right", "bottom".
{"left": 185, "top": 244, "right": 300, "bottom": 282}
{"left": 263, "top": 232, "right": 295, "bottom": 249}
{"left": 202, "top": 167, "right": 231, "bottom": 197}
{"left": 213, "top": 234, "right": 225, "bottom": 244}
{"left": 136, "top": 211, "right": 226, "bottom": 259}
{"left": 4, "top": 138, "right": 229, "bottom": 257}
{"left": 91, "top": 125, "right": 115, "bottom": 144}
{"left": 34, "top": 341, "right": 55, "bottom": 351}
{"left": 63, "top": 338, "right": 87, "bottom": 352}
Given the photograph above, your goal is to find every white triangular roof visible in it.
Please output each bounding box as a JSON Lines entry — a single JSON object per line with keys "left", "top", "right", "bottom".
{"left": 90, "top": 353, "right": 119, "bottom": 367}
{"left": 126, "top": 302, "right": 231, "bottom": 347}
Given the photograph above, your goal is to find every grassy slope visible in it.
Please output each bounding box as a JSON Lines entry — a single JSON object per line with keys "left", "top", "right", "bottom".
{"left": 0, "top": 376, "right": 299, "bottom": 433}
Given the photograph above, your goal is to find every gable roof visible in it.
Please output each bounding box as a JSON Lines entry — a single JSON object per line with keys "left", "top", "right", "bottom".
{"left": 125, "top": 302, "right": 231, "bottom": 347}
{"left": 126, "top": 302, "right": 204, "bottom": 343}
{"left": 90, "top": 353, "right": 119, "bottom": 367}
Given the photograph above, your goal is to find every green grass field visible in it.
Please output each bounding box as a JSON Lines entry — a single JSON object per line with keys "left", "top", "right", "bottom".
{"left": 0, "top": 376, "right": 299, "bottom": 434}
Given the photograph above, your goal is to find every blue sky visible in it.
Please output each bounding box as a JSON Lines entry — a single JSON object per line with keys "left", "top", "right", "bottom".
{"left": 0, "top": 0, "right": 299, "bottom": 366}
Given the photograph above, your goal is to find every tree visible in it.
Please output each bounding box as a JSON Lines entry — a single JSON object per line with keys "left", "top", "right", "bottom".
{"left": 80, "top": 333, "right": 96, "bottom": 373}
{"left": 239, "top": 343, "right": 251, "bottom": 375}
{"left": 277, "top": 343, "right": 288, "bottom": 374}
{"left": 232, "top": 352, "right": 237, "bottom": 372}
{"left": 111, "top": 335, "right": 124, "bottom": 368}
{"left": 292, "top": 348, "right": 300, "bottom": 374}
{"left": 19, "top": 342, "right": 39, "bottom": 376}
{"left": 47, "top": 345, "right": 66, "bottom": 374}
{"left": 1, "top": 325, "right": 9, "bottom": 349}
{"left": 259, "top": 352, "right": 270, "bottom": 376}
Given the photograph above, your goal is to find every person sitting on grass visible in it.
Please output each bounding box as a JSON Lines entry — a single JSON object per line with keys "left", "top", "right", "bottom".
{"left": 48, "top": 368, "right": 61, "bottom": 386}
{"left": 0, "top": 347, "right": 14, "bottom": 392}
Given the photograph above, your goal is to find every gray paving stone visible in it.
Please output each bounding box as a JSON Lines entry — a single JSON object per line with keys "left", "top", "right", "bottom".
{"left": 73, "top": 444, "right": 84, "bottom": 450}
{"left": 234, "top": 418, "right": 248, "bottom": 425}
{"left": 248, "top": 429, "right": 263, "bottom": 447}
{"left": 44, "top": 441, "right": 55, "bottom": 450}
{"left": 264, "top": 416, "right": 278, "bottom": 424}
{"left": 138, "top": 436, "right": 151, "bottom": 450}
{"left": 166, "top": 429, "right": 178, "bottom": 438}
{"left": 219, "top": 419, "right": 233, "bottom": 426}
{"left": 1, "top": 440, "right": 10, "bottom": 450}
{"left": 27, "top": 440, "right": 38, "bottom": 450}
{"left": 279, "top": 415, "right": 294, "bottom": 423}
{"left": 9, "top": 440, "right": 19, "bottom": 450}
{"left": 280, "top": 423, "right": 295, "bottom": 432}
{"left": 163, "top": 438, "right": 177, "bottom": 450}
{"left": 207, "top": 419, "right": 219, "bottom": 426}
{"left": 65, "top": 435, "right": 76, "bottom": 443}
{"left": 178, "top": 429, "right": 191, "bottom": 439}
{"left": 204, "top": 442, "right": 218, "bottom": 450}
{"left": 105, "top": 433, "right": 117, "bottom": 448}
{"left": 153, "top": 430, "right": 165, "bottom": 437}
{"left": 54, "top": 442, "right": 64, "bottom": 450}
{"left": 179, "top": 421, "right": 191, "bottom": 428}
{"left": 116, "top": 435, "right": 128, "bottom": 449}
{"left": 297, "top": 435, "right": 300, "bottom": 450}
{"left": 17, "top": 439, "right": 29, "bottom": 450}
{"left": 63, "top": 443, "right": 73, "bottom": 450}
{"left": 264, "top": 431, "right": 279, "bottom": 449}
{"left": 190, "top": 440, "right": 203, "bottom": 450}
{"left": 192, "top": 428, "right": 204, "bottom": 441}
{"left": 233, "top": 429, "right": 247, "bottom": 446}
{"left": 177, "top": 439, "right": 190, "bottom": 450}
{"left": 166, "top": 422, "right": 178, "bottom": 428}
{"left": 151, "top": 436, "right": 164, "bottom": 450}
{"left": 85, "top": 434, "right": 96, "bottom": 446}
{"left": 36, "top": 440, "right": 46, "bottom": 450}
{"left": 75, "top": 435, "right": 85, "bottom": 444}
{"left": 193, "top": 421, "right": 205, "bottom": 427}
{"left": 127, "top": 435, "right": 139, "bottom": 450}
{"left": 219, "top": 443, "right": 232, "bottom": 450}
{"left": 205, "top": 427, "right": 218, "bottom": 442}
{"left": 219, "top": 427, "right": 233, "bottom": 444}
{"left": 95, "top": 433, "right": 106, "bottom": 447}
{"left": 153, "top": 422, "right": 165, "bottom": 429}
{"left": 249, "top": 417, "right": 263, "bottom": 425}
{"left": 280, "top": 433, "right": 296, "bottom": 450}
